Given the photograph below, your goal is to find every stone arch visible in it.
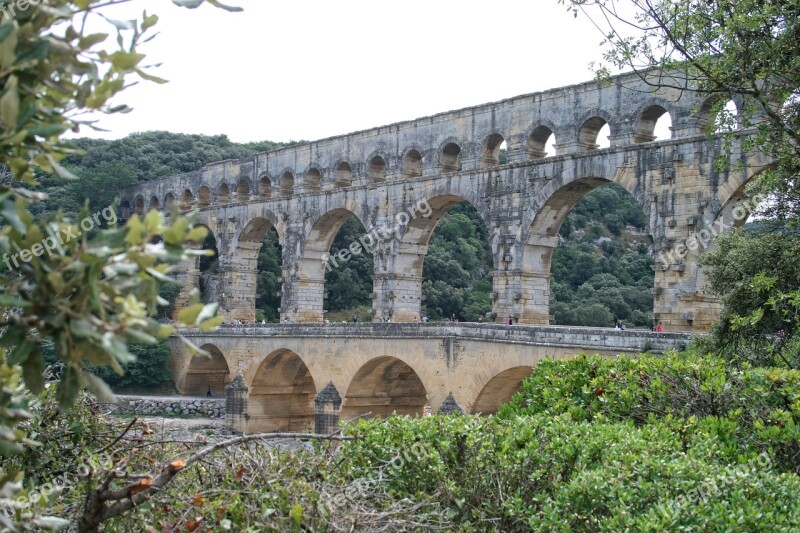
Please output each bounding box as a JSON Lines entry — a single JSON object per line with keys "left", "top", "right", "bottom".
{"left": 217, "top": 182, "right": 230, "bottom": 203}
{"left": 334, "top": 161, "right": 352, "bottom": 187}
{"left": 197, "top": 186, "right": 211, "bottom": 207}
{"left": 225, "top": 213, "right": 283, "bottom": 322}
{"left": 697, "top": 95, "right": 740, "bottom": 134}
{"left": 480, "top": 132, "right": 505, "bottom": 169}
{"left": 305, "top": 166, "right": 322, "bottom": 192}
{"left": 257, "top": 174, "right": 272, "bottom": 199}
{"left": 439, "top": 140, "right": 462, "bottom": 173}
{"left": 180, "top": 189, "right": 194, "bottom": 210}
{"left": 164, "top": 192, "right": 175, "bottom": 210}
{"left": 280, "top": 170, "right": 295, "bottom": 196}
{"left": 400, "top": 147, "right": 424, "bottom": 178}
{"left": 149, "top": 195, "right": 159, "bottom": 210}
{"left": 297, "top": 206, "right": 369, "bottom": 323}
{"left": 633, "top": 103, "right": 672, "bottom": 143}
{"left": 390, "top": 191, "right": 490, "bottom": 322}
{"left": 248, "top": 349, "right": 316, "bottom": 432}
{"left": 119, "top": 199, "right": 131, "bottom": 219}
{"left": 577, "top": 113, "right": 612, "bottom": 150}
{"left": 236, "top": 177, "right": 252, "bottom": 201}
{"left": 515, "top": 165, "right": 651, "bottom": 325}
{"left": 134, "top": 195, "right": 145, "bottom": 215}
{"left": 183, "top": 344, "right": 231, "bottom": 396}
{"left": 471, "top": 366, "right": 533, "bottom": 415}
{"left": 341, "top": 356, "right": 428, "bottom": 420}
{"left": 367, "top": 154, "right": 387, "bottom": 183}
{"left": 527, "top": 122, "right": 558, "bottom": 159}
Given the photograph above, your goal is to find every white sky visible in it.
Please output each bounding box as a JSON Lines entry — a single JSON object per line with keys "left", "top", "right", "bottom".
{"left": 79, "top": 0, "right": 614, "bottom": 144}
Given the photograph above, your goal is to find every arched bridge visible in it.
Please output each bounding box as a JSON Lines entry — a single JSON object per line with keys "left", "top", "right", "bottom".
{"left": 169, "top": 323, "right": 690, "bottom": 434}
{"left": 120, "top": 69, "right": 771, "bottom": 332}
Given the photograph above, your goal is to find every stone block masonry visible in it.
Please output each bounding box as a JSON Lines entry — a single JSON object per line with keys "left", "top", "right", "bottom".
{"left": 115, "top": 395, "right": 226, "bottom": 419}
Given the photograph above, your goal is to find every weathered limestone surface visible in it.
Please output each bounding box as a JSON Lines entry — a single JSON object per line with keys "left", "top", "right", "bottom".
{"left": 168, "top": 323, "right": 690, "bottom": 433}
{"left": 120, "top": 69, "right": 770, "bottom": 332}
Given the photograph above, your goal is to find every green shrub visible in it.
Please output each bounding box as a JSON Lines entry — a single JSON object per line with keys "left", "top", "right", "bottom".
{"left": 339, "top": 415, "right": 800, "bottom": 531}
{"left": 498, "top": 352, "right": 800, "bottom": 472}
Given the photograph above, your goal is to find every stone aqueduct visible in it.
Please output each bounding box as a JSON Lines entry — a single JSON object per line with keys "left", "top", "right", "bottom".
{"left": 119, "top": 70, "right": 769, "bottom": 433}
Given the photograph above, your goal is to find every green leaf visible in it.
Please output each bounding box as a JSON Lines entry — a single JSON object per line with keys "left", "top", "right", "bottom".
{"left": 1, "top": 75, "right": 20, "bottom": 131}
{"left": 172, "top": 0, "right": 205, "bottom": 8}
{"left": 80, "top": 372, "right": 116, "bottom": 403}
{"left": 177, "top": 303, "right": 203, "bottom": 325}
{"left": 0, "top": 294, "right": 30, "bottom": 307}
{"left": 56, "top": 366, "right": 80, "bottom": 412}
{"left": 207, "top": 0, "right": 243, "bottom": 12}
{"left": 22, "top": 349, "right": 45, "bottom": 395}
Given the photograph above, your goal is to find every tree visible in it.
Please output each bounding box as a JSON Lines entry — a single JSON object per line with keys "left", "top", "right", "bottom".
{"left": 0, "top": 0, "right": 236, "bottom": 528}
{"left": 565, "top": 0, "right": 800, "bottom": 349}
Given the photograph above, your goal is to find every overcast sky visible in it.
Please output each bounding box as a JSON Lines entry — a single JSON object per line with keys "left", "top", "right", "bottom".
{"left": 83, "top": 0, "right": 612, "bottom": 144}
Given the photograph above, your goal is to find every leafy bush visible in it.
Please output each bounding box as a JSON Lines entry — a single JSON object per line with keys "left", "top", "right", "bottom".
{"left": 339, "top": 415, "right": 800, "bottom": 531}
{"left": 498, "top": 352, "right": 800, "bottom": 472}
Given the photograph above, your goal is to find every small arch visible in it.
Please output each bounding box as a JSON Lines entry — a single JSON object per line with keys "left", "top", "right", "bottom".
{"left": 280, "top": 171, "right": 295, "bottom": 196}
{"left": 236, "top": 178, "right": 251, "bottom": 201}
{"left": 472, "top": 366, "right": 533, "bottom": 415}
{"left": 334, "top": 162, "right": 352, "bottom": 187}
{"left": 180, "top": 189, "right": 194, "bottom": 211}
{"left": 439, "top": 142, "right": 462, "bottom": 173}
{"left": 367, "top": 155, "right": 386, "bottom": 183}
{"left": 119, "top": 199, "right": 131, "bottom": 220}
{"left": 401, "top": 148, "right": 424, "bottom": 178}
{"left": 149, "top": 195, "right": 159, "bottom": 210}
{"left": 697, "top": 97, "right": 739, "bottom": 134}
{"left": 184, "top": 344, "right": 230, "bottom": 397}
{"left": 578, "top": 116, "right": 610, "bottom": 150}
{"left": 341, "top": 356, "right": 427, "bottom": 420}
{"left": 164, "top": 192, "right": 175, "bottom": 210}
{"left": 197, "top": 186, "right": 211, "bottom": 207}
{"left": 249, "top": 349, "right": 316, "bottom": 432}
{"left": 305, "top": 168, "right": 322, "bottom": 193}
{"left": 480, "top": 133, "right": 505, "bottom": 169}
{"left": 134, "top": 195, "right": 145, "bottom": 215}
{"left": 635, "top": 105, "right": 672, "bottom": 143}
{"left": 217, "top": 183, "right": 230, "bottom": 203}
{"left": 259, "top": 175, "right": 272, "bottom": 198}
{"left": 527, "top": 125, "right": 557, "bottom": 159}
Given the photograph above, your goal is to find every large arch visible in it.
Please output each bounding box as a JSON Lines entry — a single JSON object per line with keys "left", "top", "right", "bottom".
{"left": 248, "top": 349, "right": 316, "bottom": 432}
{"left": 183, "top": 344, "right": 230, "bottom": 397}
{"left": 471, "top": 366, "right": 533, "bottom": 415}
{"left": 341, "top": 356, "right": 427, "bottom": 420}
{"left": 514, "top": 168, "right": 651, "bottom": 326}
{"left": 297, "top": 208, "right": 367, "bottom": 323}
{"left": 224, "top": 214, "right": 282, "bottom": 322}
{"left": 391, "top": 193, "right": 489, "bottom": 322}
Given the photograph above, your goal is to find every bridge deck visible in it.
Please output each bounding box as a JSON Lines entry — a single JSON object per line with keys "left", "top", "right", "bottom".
{"left": 178, "top": 323, "right": 692, "bottom": 354}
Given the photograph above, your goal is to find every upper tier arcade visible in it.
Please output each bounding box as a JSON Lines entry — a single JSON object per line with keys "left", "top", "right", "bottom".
{"left": 119, "top": 69, "right": 772, "bottom": 331}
